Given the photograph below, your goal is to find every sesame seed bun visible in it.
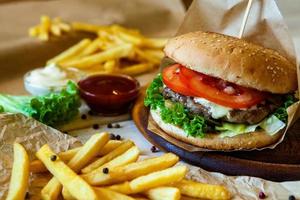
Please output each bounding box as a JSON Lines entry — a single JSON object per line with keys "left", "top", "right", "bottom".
{"left": 150, "top": 109, "right": 283, "bottom": 150}
{"left": 164, "top": 31, "right": 297, "bottom": 94}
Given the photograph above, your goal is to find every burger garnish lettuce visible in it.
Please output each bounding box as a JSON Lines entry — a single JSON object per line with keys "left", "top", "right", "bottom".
{"left": 144, "top": 31, "right": 297, "bottom": 150}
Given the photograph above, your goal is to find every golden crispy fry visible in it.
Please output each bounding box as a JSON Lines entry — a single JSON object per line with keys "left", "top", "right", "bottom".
{"left": 142, "top": 38, "right": 168, "bottom": 49}
{"left": 57, "top": 22, "right": 71, "bottom": 32}
{"left": 120, "top": 63, "right": 154, "bottom": 76}
{"left": 41, "top": 132, "right": 109, "bottom": 200}
{"left": 94, "top": 188, "right": 135, "bottom": 200}
{"left": 173, "top": 179, "right": 231, "bottom": 200}
{"left": 29, "top": 26, "right": 40, "bottom": 37}
{"left": 145, "top": 187, "right": 181, "bottom": 200}
{"left": 129, "top": 166, "right": 187, "bottom": 193}
{"left": 61, "top": 44, "right": 133, "bottom": 68}
{"left": 62, "top": 187, "right": 76, "bottom": 200}
{"left": 82, "top": 146, "right": 140, "bottom": 185}
{"left": 103, "top": 60, "right": 118, "bottom": 73}
{"left": 105, "top": 182, "right": 134, "bottom": 195}
{"left": 36, "top": 144, "right": 98, "bottom": 200}
{"left": 50, "top": 24, "right": 62, "bottom": 36}
{"left": 80, "top": 38, "right": 102, "bottom": 56}
{"left": 134, "top": 48, "right": 160, "bottom": 64}
{"left": 40, "top": 177, "right": 62, "bottom": 200}
{"left": 88, "top": 153, "right": 179, "bottom": 186}
{"left": 30, "top": 140, "right": 122, "bottom": 173}
{"left": 81, "top": 140, "right": 134, "bottom": 174}
{"left": 71, "top": 22, "right": 107, "bottom": 33}
{"left": 47, "top": 38, "right": 91, "bottom": 64}
{"left": 143, "top": 49, "right": 164, "bottom": 60}
{"left": 117, "top": 31, "right": 143, "bottom": 46}
{"left": 100, "top": 140, "right": 123, "bottom": 156}
{"left": 6, "top": 143, "right": 29, "bottom": 200}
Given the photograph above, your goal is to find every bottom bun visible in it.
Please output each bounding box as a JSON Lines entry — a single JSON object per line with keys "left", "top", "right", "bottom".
{"left": 150, "top": 109, "right": 283, "bottom": 150}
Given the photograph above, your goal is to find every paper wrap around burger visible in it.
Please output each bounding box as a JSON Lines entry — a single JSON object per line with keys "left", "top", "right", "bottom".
{"left": 148, "top": 0, "right": 300, "bottom": 152}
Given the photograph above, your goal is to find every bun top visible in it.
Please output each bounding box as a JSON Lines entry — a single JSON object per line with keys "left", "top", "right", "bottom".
{"left": 164, "top": 31, "right": 297, "bottom": 94}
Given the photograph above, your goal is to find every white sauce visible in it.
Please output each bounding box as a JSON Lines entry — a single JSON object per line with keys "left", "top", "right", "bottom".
{"left": 26, "top": 64, "right": 69, "bottom": 88}
{"left": 194, "top": 97, "right": 232, "bottom": 119}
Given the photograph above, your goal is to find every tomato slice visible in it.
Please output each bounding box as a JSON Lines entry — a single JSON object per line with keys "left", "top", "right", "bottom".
{"left": 162, "top": 64, "right": 195, "bottom": 96}
{"left": 179, "top": 66, "right": 266, "bottom": 109}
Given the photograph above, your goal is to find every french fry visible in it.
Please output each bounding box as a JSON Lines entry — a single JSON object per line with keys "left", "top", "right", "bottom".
{"left": 81, "top": 140, "right": 134, "bottom": 174}
{"left": 40, "top": 177, "right": 62, "bottom": 200}
{"left": 36, "top": 144, "right": 98, "bottom": 200}
{"left": 134, "top": 48, "right": 160, "bottom": 64}
{"left": 82, "top": 146, "right": 140, "bottom": 185}
{"left": 30, "top": 140, "right": 122, "bottom": 173}
{"left": 79, "top": 38, "right": 102, "bottom": 56}
{"left": 61, "top": 44, "right": 133, "bottom": 68}
{"left": 94, "top": 188, "right": 135, "bottom": 200}
{"left": 120, "top": 63, "right": 154, "bottom": 76}
{"left": 62, "top": 187, "right": 76, "bottom": 200}
{"left": 71, "top": 22, "right": 107, "bottom": 33}
{"left": 129, "top": 166, "right": 187, "bottom": 193}
{"left": 29, "top": 26, "right": 40, "bottom": 37}
{"left": 143, "top": 49, "right": 164, "bottom": 60}
{"left": 103, "top": 60, "right": 118, "bottom": 73}
{"left": 105, "top": 182, "right": 134, "bottom": 195}
{"left": 117, "top": 31, "right": 143, "bottom": 46}
{"left": 39, "top": 15, "right": 51, "bottom": 41}
{"left": 47, "top": 38, "right": 91, "bottom": 64}
{"left": 173, "top": 179, "right": 231, "bottom": 200}
{"left": 6, "top": 143, "right": 29, "bottom": 200}
{"left": 57, "top": 22, "right": 71, "bottom": 32}
{"left": 41, "top": 132, "right": 109, "bottom": 200}
{"left": 50, "top": 24, "right": 62, "bottom": 36}
{"left": 144, "top": 187, "right": 181, "bottom": 200}
{"left": 88, "top": 153, "right": 179, "bottom": 186}
{"left": 142, "top": 38, "right": 168, "bottom": 49}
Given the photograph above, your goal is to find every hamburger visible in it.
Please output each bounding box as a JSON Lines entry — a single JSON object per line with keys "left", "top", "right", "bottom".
{"left": 144, "top": 31, "right": 297, "bottom": 150}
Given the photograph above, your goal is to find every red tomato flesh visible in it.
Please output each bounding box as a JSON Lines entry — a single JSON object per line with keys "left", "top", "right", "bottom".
{"left": 162, "top": 64, "right": 195, "bottom": 96}
{"left": 162, "top": 64, "right": 266, "bottom": 109}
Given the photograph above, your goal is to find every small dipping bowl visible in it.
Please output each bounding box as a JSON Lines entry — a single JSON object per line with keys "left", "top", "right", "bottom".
{"left": 78, "top": 74, "right": 140, "bottom": 115}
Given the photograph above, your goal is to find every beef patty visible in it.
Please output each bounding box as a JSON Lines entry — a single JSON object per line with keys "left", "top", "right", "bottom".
{"left": 162, "top": 87, "right": 281, "bottom": 124}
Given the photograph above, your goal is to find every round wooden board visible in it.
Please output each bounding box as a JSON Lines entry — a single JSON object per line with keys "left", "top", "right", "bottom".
{"left": 132, "top": 91, "right": 300, "bottom": 182}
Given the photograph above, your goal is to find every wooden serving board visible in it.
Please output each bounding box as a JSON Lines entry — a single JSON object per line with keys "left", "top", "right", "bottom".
{"left": 132, "top": 92, "right": 300, "bottom": 182}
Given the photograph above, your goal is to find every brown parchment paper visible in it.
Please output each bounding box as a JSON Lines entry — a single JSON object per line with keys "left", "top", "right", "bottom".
{"left": 148, "top": 0, "right": 300, "bottom": 151}
{"left": 0, "top": 113, "right": 81, "bottom": 199}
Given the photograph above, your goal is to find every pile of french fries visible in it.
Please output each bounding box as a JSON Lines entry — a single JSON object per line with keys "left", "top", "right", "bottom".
{"left": 29, "top": 16, "right": 166, "bottom": 76}
{"left": 29, "top": 16, "right": 71, "bottom": 41}
{"left": 6, "top": 132, "right": 231, "bottom": 200}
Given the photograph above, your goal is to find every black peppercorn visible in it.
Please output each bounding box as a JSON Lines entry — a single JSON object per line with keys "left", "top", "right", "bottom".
{"left": 115, "top": 135, "right": 121, "bottom": 140}
{"left": 50, "top": 155, "right": 57, "bottom": 161}
{"left": 110, "top": 133, "right": 116, "bottom": 140}
{"left": 92, "top": 124, "right": 99, "bottom": 129}
{"left": 81, "top": 114, "right": 87, "bottom": 120}
{"left": 102, "top": 167, "right": 109, "bottom": 174}
{"left": 107, "top": 123, "right": 113, "bottom": 128}
{"left": 114, "top": 123, "right": 121, "bottom": 128}
{"left": 151, "top": 146, "right": 159, "bottom": 153}
{"left": 259, "top": 191, "right": 266, "bottom": 199}
{"left": 289, "top": 195, "right": 296, "bottom": 200}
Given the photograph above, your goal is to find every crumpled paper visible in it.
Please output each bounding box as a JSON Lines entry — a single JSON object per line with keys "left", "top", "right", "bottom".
{"left": 148, "top": 0, "right": 300, "bottom": 151}
{"left": 0, "top": 113, "right": 81, "bottom": 199}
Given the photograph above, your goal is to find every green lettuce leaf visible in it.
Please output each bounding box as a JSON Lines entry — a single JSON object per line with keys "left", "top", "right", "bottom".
{"left": 144, "top": 75, "right": 207, "bottom": 137}
{"left": 0, "top": 81, "right": 81, "bottom": 127}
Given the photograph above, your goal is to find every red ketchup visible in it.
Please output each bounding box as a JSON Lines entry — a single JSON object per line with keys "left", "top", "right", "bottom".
{"left": 78, "top": 74, "right": 140, "bottom": 115}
